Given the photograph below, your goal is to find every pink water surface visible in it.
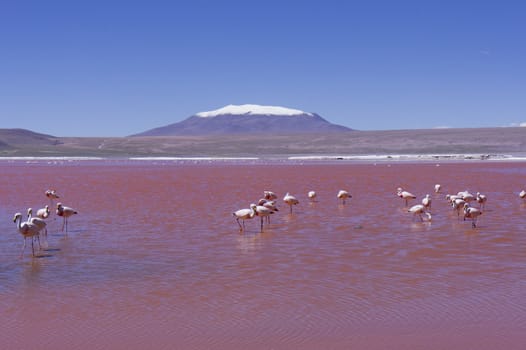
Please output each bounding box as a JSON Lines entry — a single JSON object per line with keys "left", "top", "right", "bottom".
{"left": 1, "top": 159, "right": 525, "bottom": 349}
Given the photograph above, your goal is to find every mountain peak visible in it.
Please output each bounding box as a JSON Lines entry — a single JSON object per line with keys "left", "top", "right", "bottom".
{"left": 195, "top": 104, "right": 314, "bottom": 118}
{"left": 131, "top": 104, "right": 352, "bottom": 136}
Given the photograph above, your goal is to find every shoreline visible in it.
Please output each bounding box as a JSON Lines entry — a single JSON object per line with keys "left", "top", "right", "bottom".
{"left": 1, "top": 153, "right": 526, "bottom": 163}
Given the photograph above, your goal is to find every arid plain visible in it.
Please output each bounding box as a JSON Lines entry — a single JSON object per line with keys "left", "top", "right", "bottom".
{"left": 1, "top": 127, "right": 525, "bottom": 158}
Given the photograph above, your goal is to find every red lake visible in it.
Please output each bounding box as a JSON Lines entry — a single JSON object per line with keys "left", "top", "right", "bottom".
{"left": 1, "top": 159, "right": 525, "bottom": 349}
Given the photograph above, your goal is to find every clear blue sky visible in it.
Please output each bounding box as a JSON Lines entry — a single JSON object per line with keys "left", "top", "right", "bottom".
{"left": 1, "top": 1, "right": 525, "bottom": 136}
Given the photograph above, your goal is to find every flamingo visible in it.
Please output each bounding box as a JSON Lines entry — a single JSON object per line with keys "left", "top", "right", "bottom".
{"left": 458, "top": 190, "right": 475, "bottom": 203}
{"left": 257, "top": 198, "right": 279, "bottom": 223}
{"left": 463, "top": 203, "right": 482, "bottom": 228}
{"left": 421, "top": 194, "right": 432, "bottom": 211}
{"left": 519, "top": 190, "right": 526, "bottom": 199}
{"left": 36, "top": 205, "right": 50, "bottom": 219}
{"left": 434, "top": 184, "right": 441, "bottom": 193}
{"left": 476, "top": 192, "right": 487, "bottom": 210}
{"left": 13, "top": 213, "right": 41, "bottom": 257}
{"left": 337, "top": 190, "right": 351, "bottom": 205}
{"left": 45, "top": 189, "right": 60, "bottom": 207}
{"left": 264, "top": 191, "right": 278, "bottom": 201}
{"left": 255, "top": 205, "right": 273, "bottom": 232}
{"left": 397, "top": 187, "right": 416, "bottom": 206}
{"left": 56, "top": 203, "right": 78, "bottom": 233}
{"left": 445, "top": 194, "right": 459, "bottom": 203}
{"left": 283, "top": 192, "right": 299, "bottom": 214}
{"left": 408, "top": 204, "right": 432, "bottom": 222}
{"left": 308, "top": 191, "right": 317, "bottom": 202}
{"left": 452, "top": 198, "right": 466, "bottom": 218}
{"left": 27, "top": 208, "right": 48, "bottom": 248}
{"left": 233, "top": 204, "right": 257, "bottom": 232}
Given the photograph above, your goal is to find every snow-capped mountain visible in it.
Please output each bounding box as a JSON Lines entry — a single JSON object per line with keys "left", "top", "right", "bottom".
{"left": 131, "top": 104, "right": 352, "bottom": 136}
{"left": 195, "top": 104, "right": 314, "bottom": 118}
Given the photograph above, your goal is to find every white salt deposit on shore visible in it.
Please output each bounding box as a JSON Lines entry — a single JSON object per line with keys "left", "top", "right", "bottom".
{"left": 288, "top": 154, "right": 526, "bottom": 161}
{"left": 1, "top": 154, "right": 526, "bottom": 163}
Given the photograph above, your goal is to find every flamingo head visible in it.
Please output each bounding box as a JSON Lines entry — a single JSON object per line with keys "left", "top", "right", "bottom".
{"left": 13, "top": 213, "right": 22, "bottom": 222}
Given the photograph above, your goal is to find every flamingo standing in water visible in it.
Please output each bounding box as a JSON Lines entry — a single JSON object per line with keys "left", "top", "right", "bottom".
{"left": 452, "top": 198, "right": 466, "bottom": 218}
{"left": 27, "top": 208, "right": 48, "bottom": 248}
{"left": 255, "top": 205, "right": 273, "bottom": 232}
{"left": 519, "top": 190, "right": 525, "bottom": 199}
{"left": 13, "top": 213, "right": 41, "bottom": 257}
{"left": 45, "top": 189, "right": 60, "bottom": 207}
{"left": 458, "top": 190, "right": 475, "bottom": 203}
{"left": 308, "top": 191, "right": 317, "bottom": 202}
{"left": 337, "top": 190, "right": 351, "bottom": 205}
{"left": 264, "top": 191, "right": 278, "bottom": 201}
{"left": 408, "top": 204, "right": 432, "bottom": 222}
{"left": 233, "top": 204, "right": 257, "bottom": 232}
{"left": 422, "top": 194, "right": 432, "bottom": 211}
{"left": 476, "top": 192, "right": 487, "bottom": 210}
{"left": 397, "top": 187, "right": 416, "bottom": 207}
{"left": 283, "top": 192, "right": 299, "bottom": 214}
{"left": 257, "top": 199, "right": 279, "bottom": 223}
{"left": 36, "top": 205, "right": 51, "bottom": 247}
{"left": 463, "top": 203, "right": 482, "bottom": 228}
{"left": 445, "top": 194, "right": 461, "bottom": 204}
{"left": 56, "top": 203, "right": 78, "bottom": 233}
{"left": 434, "top": 184, "right": 441, "bottom": 193}
{"left": 36, "top": 205, "right": 50, "bottom": 220}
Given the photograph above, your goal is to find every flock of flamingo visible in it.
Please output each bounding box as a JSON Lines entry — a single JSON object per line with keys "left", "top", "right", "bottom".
{"left": 397, "top": 185, "right": 488, "bottom": 227}
{"left": 10, "top": 184, "right": 526, "bottom": 257}
{"left": 12, "top": 189, "right": 77, "bottom": 258}
{"left": 232, "top": 189, "right": 356, "bottom": 232}
{"left": 234, "top": 185, "right": 526, "bottom": 233}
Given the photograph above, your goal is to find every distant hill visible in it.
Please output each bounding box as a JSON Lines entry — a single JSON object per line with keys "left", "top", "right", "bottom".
{"left": 0, "top": 128, "right": 60, "bottom": 148}
{"left": 1, "top": 126, "right": 525, "bottom": 159}
{"left": 130, "top": 104, "right": 352, "bottom": 136}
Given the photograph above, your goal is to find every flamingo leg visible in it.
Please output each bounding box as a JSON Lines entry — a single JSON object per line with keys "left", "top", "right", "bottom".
{"left": 31, "top": 237, "right": 35, "bottom": 257}
{"left": 236, "top": 218, "right": 243, "bottom": 231}
{"left": 20, "top": 238, "right": 27, "bottom": 258}
{"left": 260, "top": 217, "right": 264, "bottom": 232}
{"left": 41, "top": 229, "right": 49, "bottom": 249}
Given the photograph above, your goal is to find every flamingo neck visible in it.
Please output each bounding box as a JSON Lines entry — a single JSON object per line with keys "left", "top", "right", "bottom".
{"left": 15, "top": 216, "right": 24, "bottom": 230}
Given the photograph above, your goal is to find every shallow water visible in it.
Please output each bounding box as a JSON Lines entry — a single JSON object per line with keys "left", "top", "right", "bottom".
{"left": 1, "top": 160, "right": 525, "bottom": 349}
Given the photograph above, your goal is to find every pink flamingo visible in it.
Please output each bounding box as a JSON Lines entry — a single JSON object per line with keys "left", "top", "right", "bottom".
{"left": 56, "top": 203, "right": 78, "bottom": 233}
{"left": 233, "top": 204, "right": 257, "bottom": 232}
